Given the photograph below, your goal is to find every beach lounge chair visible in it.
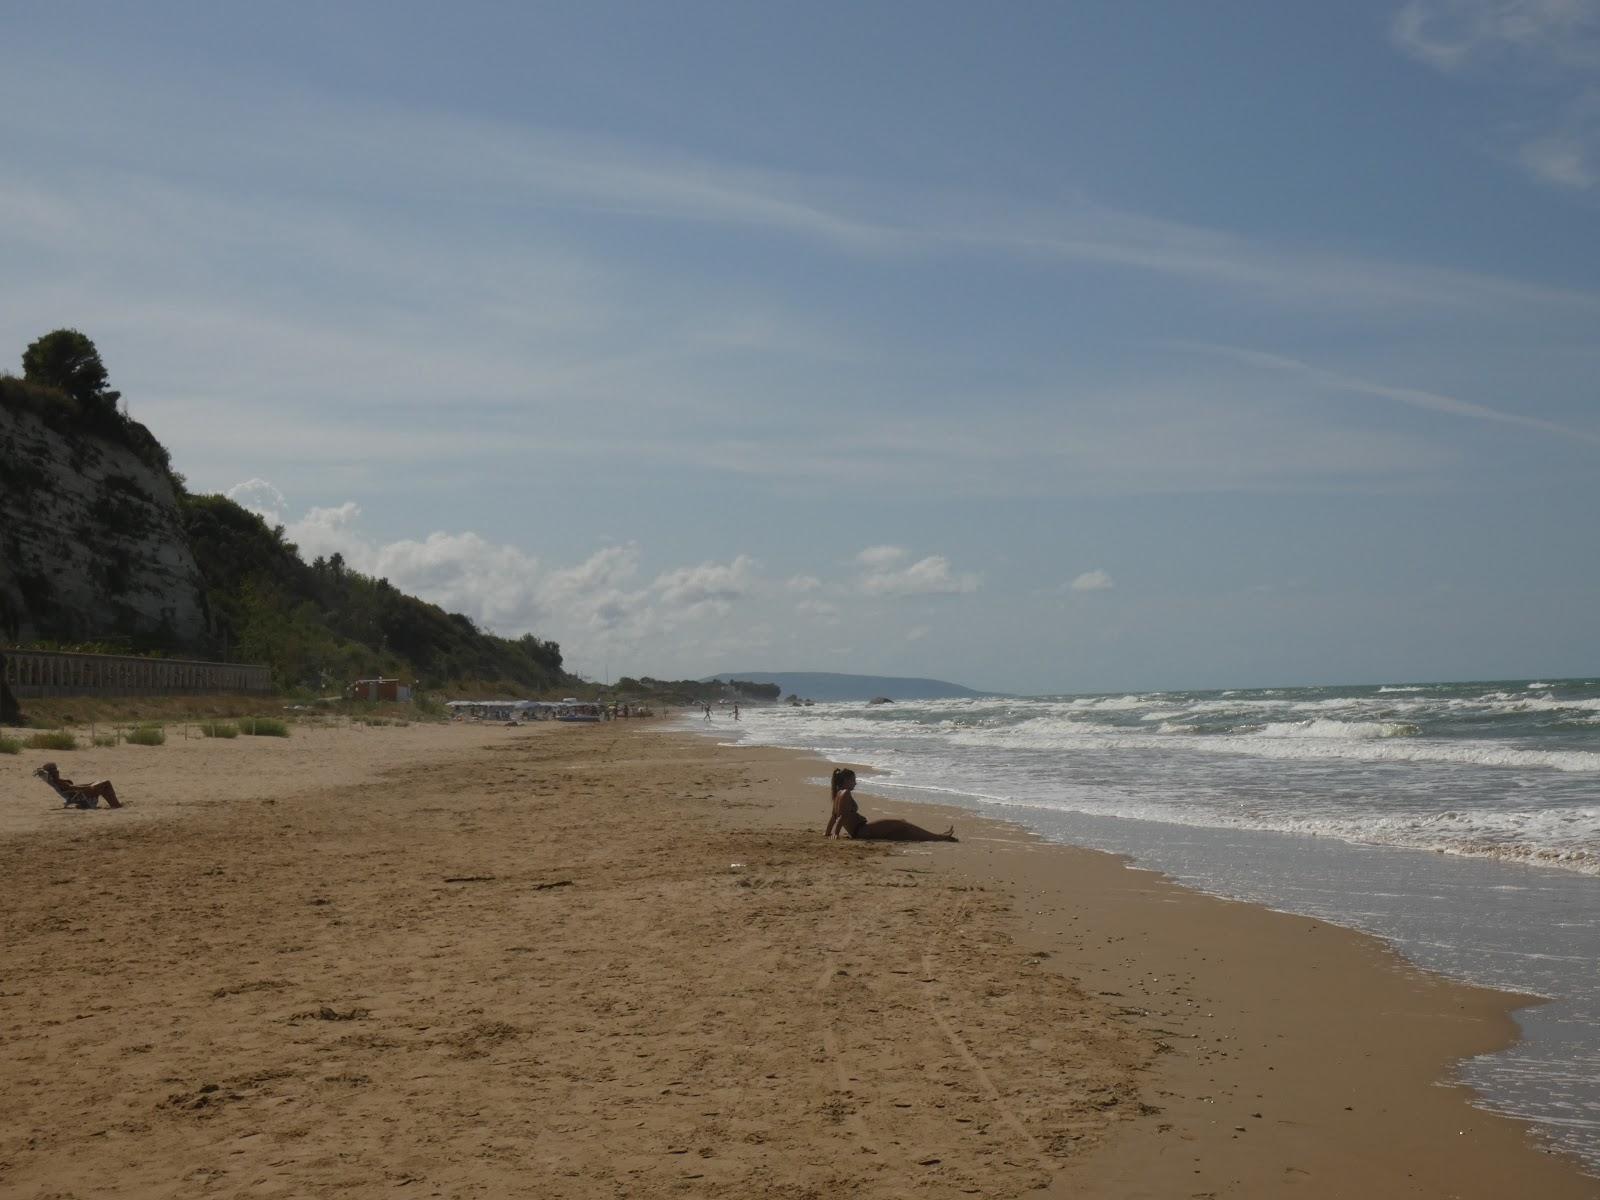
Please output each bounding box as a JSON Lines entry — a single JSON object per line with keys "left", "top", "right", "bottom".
{"left": 34, "top": 763, "right": 123, "bottom": 809}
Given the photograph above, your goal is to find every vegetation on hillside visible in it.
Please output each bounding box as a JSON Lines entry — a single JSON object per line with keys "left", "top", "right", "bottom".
{"left": 180, "top": 492, "right": 568, "bottom": 693}
{"left": 3, "top": 330, "right": 175, "bottom": 482}
{"left": 5, "top": 330, "right": 574, "bottom": 696}
{"left": 611, "top": 676, "right": 781, "bottom": 705}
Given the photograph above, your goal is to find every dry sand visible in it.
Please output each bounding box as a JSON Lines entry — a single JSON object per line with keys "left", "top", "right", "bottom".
{"left": 0, "top": 719, "right": 1593, "bottom": 1198}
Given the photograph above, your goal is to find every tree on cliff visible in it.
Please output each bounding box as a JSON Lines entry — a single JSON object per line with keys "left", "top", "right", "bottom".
{"left": 22, "top": 329, "right": 121, "bottom": 415}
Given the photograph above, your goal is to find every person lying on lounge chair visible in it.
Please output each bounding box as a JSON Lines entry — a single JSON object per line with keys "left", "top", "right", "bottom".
{"left": 823, "top": 768, "right": 955, "bottom": 842}
{"left": 34, "top": 763, "right": 123, "bottom": 809}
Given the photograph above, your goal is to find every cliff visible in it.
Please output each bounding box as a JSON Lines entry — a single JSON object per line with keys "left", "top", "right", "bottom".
{"left": 1, "top": 360, "right": 571, "bottom": 696}
{"left": 0, "top": 381, "right": 209, "bottom": 651}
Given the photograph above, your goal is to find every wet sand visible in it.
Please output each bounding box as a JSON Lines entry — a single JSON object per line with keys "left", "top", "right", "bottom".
{"left": 0, "top": 720, "right": 1592, "bottom": 1197}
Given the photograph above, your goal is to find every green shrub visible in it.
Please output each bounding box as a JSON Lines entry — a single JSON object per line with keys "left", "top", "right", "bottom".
{"left": 93, "top": 734, "right": 117, "bottom": 747}
{"left": 27, "top": 730, "right": 77, "bottom": 751}
{"left": 126, "top": 724, "right": 165, "bottom": 746}
{"left": 200, "top": 721, "right": 239, "bottom": 739}
{"left": 242, "top": 717, "right": 290, "bottom": 738}
{"left": 0, "top": 735, "right": 21, "bottom": 755}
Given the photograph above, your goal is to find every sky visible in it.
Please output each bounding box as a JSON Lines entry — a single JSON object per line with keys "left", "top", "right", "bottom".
{"left": 3, "top": 1, "right": 1597, "bottom": 694}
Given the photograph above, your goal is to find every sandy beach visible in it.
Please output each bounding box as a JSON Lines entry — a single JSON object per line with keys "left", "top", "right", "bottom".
{"left": 1, "top": 719, "right": 1594, "bottom": 1198}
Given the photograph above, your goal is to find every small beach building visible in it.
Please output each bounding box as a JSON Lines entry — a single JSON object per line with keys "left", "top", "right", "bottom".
{"left": 352, "top": 677, "right": 412, "bottom": 702}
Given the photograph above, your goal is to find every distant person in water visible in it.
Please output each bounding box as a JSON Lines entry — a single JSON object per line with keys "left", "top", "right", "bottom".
{"left": 824, "top": 768, "right": 956, "bottom": 841}
{"left": 733, "top": 702, "right": 740, "bottom": 721}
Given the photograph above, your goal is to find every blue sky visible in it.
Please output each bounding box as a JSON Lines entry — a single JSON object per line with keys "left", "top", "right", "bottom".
{"left": 4, "top": 1, "right": 1597, "bottom": 693}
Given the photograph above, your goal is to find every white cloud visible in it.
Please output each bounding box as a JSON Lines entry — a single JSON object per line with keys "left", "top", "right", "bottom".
{"left": 905, "top": 625, "right": 932, "bottom": 641}
{"left": 372, "top": 532, "right": 546, "bottom": 630}
{"left": 860, "top": 553, "right": 981, "bottom": 597}
{"left": 1391, "top": 0, "right": 1600, "bottom": 71}
{"left": 1518, "top": 125, "right": 1599, "bottom": 187}
{"left": 796, "top": 598, "right": 841, "bottom": 622}
{"left": 855, "top": 545, "right": 909, "bottom": 568}
{"left": 1392, "top": 1, "right": 1600, "bottom": 190}
{"left": 786, "top": 573, "right": 822, "bottom": 592}
{"left": 225, "top": 477, "right": 288, "bottom": 520}
{"left": 1070, "top": 569, "right": 1115, "bottom": 592}
{"left": 1513, "top": 91, "right": 1600, "bottom": 188}
{"left": 650, "top": 555, "right": 758, "bottom": 622}
{"left": 232, "top": 482, "right": 767, "bottom": 657}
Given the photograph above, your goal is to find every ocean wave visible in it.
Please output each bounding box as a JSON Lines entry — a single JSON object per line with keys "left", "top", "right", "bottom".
{"left": 1378, "top": 685, "right": 1425, "bottom": 693}
{"left": 1470, "top": 694, "right": 1600, "bottom": 714}
{"left": 939, "top": 720, "right": 1600, "bottom": 773}
{"left": 1256, "top": 719, "right": 1420, "bottom": 739}
{"left": 1065, "top": 694, "right": 1163, "bottom": 711}
{"left": 1158, "top": 733, "right": 1600, "bottom": 773}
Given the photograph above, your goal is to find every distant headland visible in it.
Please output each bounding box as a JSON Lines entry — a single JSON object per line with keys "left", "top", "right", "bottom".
{"left": 703, "top": 671, "right": 988, "bottom": 702}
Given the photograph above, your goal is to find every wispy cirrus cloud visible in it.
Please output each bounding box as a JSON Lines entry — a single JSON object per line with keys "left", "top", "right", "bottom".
{"left": 1391, "top": 0, "right": 1600, "bottom": 71}
{"left": 1392, "top": 0, "right": 1600, "bottom": 190}
{"left": 5, "top": 50, "right": 1596, "bottom": 516}
{"left": 5, "top": 53, "right": 1597, "bottom": 316}
{"left": 1173, "top": 341, "right": 1600, "bottom": 446}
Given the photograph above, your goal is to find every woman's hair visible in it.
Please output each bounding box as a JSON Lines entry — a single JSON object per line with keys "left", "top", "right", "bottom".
{"left": 830, "top": 766, "right": 855, "bottom": 796}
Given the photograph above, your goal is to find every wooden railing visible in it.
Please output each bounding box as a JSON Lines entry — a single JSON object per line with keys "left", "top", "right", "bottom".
{"left": 1, "top": 649, "right": 271, "bottom": 698}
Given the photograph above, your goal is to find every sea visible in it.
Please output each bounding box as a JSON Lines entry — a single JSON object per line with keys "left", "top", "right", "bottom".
{"left": 689, "top": 677, "right": 1600, "bottom": 1175}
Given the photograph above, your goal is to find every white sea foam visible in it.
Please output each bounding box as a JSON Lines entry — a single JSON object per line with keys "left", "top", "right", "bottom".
{"left": 1195, "top": 731, "right": 1593, "bottom": 772}
{"left": 1066, "top": 694, "right": 1161, "bottom": 711}
{"left": 936, "top": 720, "right": 1600, "bottom": 773}
{"left": 1255, "top": 719, "right": 1420, "bottom": 739}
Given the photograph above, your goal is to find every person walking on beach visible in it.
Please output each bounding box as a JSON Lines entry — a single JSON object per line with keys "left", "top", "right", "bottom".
{"left": 703, "top": 703, "right": 711, "bottom": 721}
{"left": 824, "top": 768, "right": 955, "bottom": 841}
{"left": 733, "top": 702, "right": 740, "bottom": 721}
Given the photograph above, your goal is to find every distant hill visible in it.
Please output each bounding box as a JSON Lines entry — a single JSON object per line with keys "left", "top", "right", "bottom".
{"left": 704, "top": 671, "right": 987, "bottom": 702}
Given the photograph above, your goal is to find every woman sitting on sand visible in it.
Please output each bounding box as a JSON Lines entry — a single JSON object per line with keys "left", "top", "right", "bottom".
{"left": 824, "top": 768, "right": 956, "bottom": 842}
{"left": 34, "top": 763, "right": 122, "bottom": 810}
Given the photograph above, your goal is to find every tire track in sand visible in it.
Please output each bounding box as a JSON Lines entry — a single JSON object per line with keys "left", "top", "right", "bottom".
{"left": 816, "top": 928, "right": 877, "bottom": 1153}
{"left": 920, "top": 948, "right": 1052, "bottom": 1175}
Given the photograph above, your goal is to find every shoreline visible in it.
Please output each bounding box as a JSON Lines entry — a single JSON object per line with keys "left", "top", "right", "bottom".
{"left": 703, "top": 724, "right": 1600, "bottom": 1195}
{"left": 704, "top": 707, "right": 1600, "bottom": 1175}
{"left": 1, "top": 720, "right": 1593, "bottom": 1196}
{"left": 849, "top": 788, "right": 1592, "bottom": 1195}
